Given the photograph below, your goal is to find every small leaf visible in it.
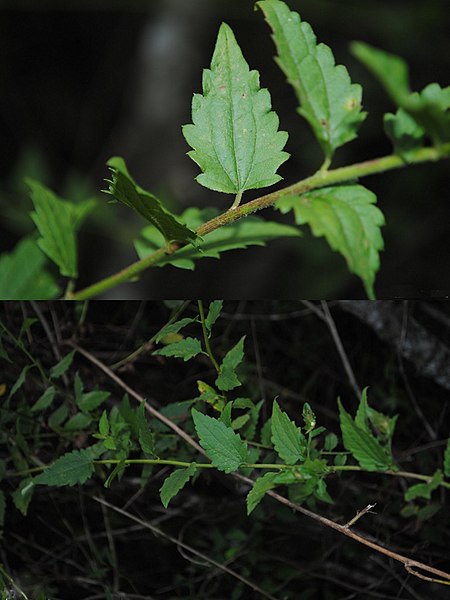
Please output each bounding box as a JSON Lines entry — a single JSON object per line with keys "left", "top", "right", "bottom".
{"left": 153, "top": 337, "right": 204, "bottom": 361}
{"left": 105, "top": 156, "right": 197, "bottom": 244}
{"left": 258, "top": 0, "right": 366, "bottom": 161}
{"left": 31, "top": 386, "right": 56, "bottom": 412}
{"left": 8, "top": 365, "right": 31, "bottom": 400}
{"left": 384, "top": 108, "right": 425, "bottom": 161}
{"left": 338, "top": 399, "right": 391, "bottom": 471}
{"left": 34, "top": 449, "right": 95, "bottom": 487}
{"left": 302, "top": 402, "right": 316, "bottom": 434}
{"left": 354, "top": 387, "right": 370, "bottom": 432}
{"left": 183, "top": 22, "right": 289, "bottom": 195}
{"left": 135, "top": 208, "right": 301, "bottom": 269}
{"left": 136, "top": 404, "right": 155, "bottom": 456}
{"left": 277, "top": 185, "right": 384, "bottom": 299}
{"left": 404, "top": 470, "right": 443, "bottom": 502}
{"left": 155, "top": 318, "right": 196, "bottom": 343}
{"left": 159, "top": 464, "right": 197, "bottom": 508}
{"left": 50, "top": 350, "right": 76, "bottom": 379}
{"left": 191, "top": 408, "right": 248, "bottom": 473}
{"left": 27, "top": 179, "right": 95, "bottom": 278}
{"left": 99, "top": 410, "right": 109, "bottom": 437}
{"left": 64, "top": 413, "right": 92, "bottom": 431}
{"left": 77, "top": 390, "right": 110, "bottom": 412}
{"left": 443, "top": 438, "right": 450, "bottom": 478}
{"left": 205, "top": 301, "right": 223, "bottom": 334}
{"left": 0, "top": 237, "right": 59, "bottom": 300}
{"left": 216, "top": 336, "right": 246, "bottom": 391}
{"left": 48, "top": 402, "right": 69, "bottom": 429}
{"left": 246, "top": 471, "right": 278, "bottom": 515}
{"left": 271, "top": 400, "right": 306, "bottom": 465}
{"left": 12, "top": 479, "right": 34, "bottom": 516}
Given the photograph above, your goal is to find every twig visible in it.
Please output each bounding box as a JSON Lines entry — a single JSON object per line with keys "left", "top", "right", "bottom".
{"left": 73, "top": 342, "right": 450, "bottom": 587}
{"left": 345, "top": 503, "right": 377, "bottom": 529}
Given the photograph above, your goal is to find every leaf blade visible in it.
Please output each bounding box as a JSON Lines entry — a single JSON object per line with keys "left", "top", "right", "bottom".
{"left": 159, "top": 464, "right": 197, "bottom": 508}
{"left": 216, "top": 336, "right": 246, "bottom": 391}
{"left": 183, "top": 22, "right": 289, "bottom": 195}
{"left": 271, "top": 400, "right": 306, "bottom": 465}
{"left": 34, "top": 449, "right": 95, "bottom": 487}
{"left": 191, "top": 408, "right": 248, "bottom": 473}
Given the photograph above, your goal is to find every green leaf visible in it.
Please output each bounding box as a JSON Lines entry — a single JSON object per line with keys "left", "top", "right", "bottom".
{"left": 27, "top": 179, "right": 95, "bottom": 278}
{"left": 8, "top": 365, "right": 31, "bottom": 400}
{"left": 351, "top": 42, "right": 450, "bottom": 144}
{"left": 183, "top": 22, "right": 289, "bottom": 195}
{"left": 351, "top": 41, "right": 410, "bottom": 105}
{"left": 302, "top": 402, "right": 316, "bottom": 434}
{"left": 258, "top": 0, "right": 366, "bottom": 161}
{"left": 104, "top": 156, "right": 197, "bottom": 244}
{"left": 77, "top": 390, "right": 110, "bottom": 412}
{"left": 205, "top": 301, "right": 223, "bottom": 334}
{"left": 354, "top": 387, "right": 370, "bottom": 432}
{"left": 246, "top": 471, "right": 278, "bottom": 515}
{"left": 153, "top": 337, "right": 203, "bottom": 361}
{"left": 216, "top": 336, "right": 246, "bottom": 391}
{"left": 50, "top": 350, "right": 76, "bottom": 379}
{"left": 0, "top": 237, "right": 59, "bottom": 300}
{"left": 191, "top": 408, "right": 248, "bottom": 473}
{"left": 12, "top": 479, "right": 34, "bottom": 516}
{"left": 155, "top": 318, "right": 196, "bottom": 343}
{"left": 136, "top": 404, "right": 155, "bottom": 456}
{"left": 64, "top": 412, "right": 92, "bottom": 431}
{"left": 271, "top": 400, "right": 306, "bottom": 465}
{"left": 34, "top": 449, "right": 95, "bottom": 487}
{"left": 404, "top": 470, "right": 443, "bottom": 502}
{"left": 135, "top": 208, "right": 301, "bottom": 270}
{"left": 159, "top": 464, "right": 197, "bottom": 508}
{"left": 337, "top": 399, "right": 391, "bottom": 471}
{"left": 48, "top": 402, "right": 69, "bottom": 429}
{"left": 31, "top": 386, "right": 56, "bottom": 412}
{"left": 444, "top": 438, "right": 450, "bottom": 478}
{"left": 384, "top": 108, "right": 425, "bottom": 161}
{"left": 276, "top": 185, "right": 384, "bottom": 299}
{"left": 99, "top": 410, "right": 109, "bottom": 437}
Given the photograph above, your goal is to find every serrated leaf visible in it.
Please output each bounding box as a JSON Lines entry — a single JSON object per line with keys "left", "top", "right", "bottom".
{"left": 8, "top": 365, "right": 31, "bottom": 400}
{"left": 191, "top": 408, "right": 248, "bottom": 473}
{"left": 77, "top": 390, "right": 110, "bottom": 412}
{"left": 205, "top": 301, "right": 223, "bottom": 334}
{"left": 105, "top": 156, "right": 197, "bottom": 244}
{"left": 444, "top": 438, "right": 450, "bottom": 478}
{"left": 0, "top": 237, "right": 59, "bottom": 300}
{"left": 354, "top": 387, "right": 370, "bottom": 432}
{"left": 404, "top": 470, "right": 443, "bottom": 502}
{"left": 183, "top": 22, "right": 289, "bottom": 195}
{"left": 271, "top": 400, "right": 306, "bottom": 465}
{"left": 135, "top": 208, "right": 301, "bottom": 270}
{"left": 216, "top": 336, "right": 245, "bottom": 391}
{"left": 27, "top": 179, "right": 95, "bottom": 278}
{"left": 258, "top": 0, "right": 366, "bottom": 161}
{"left": 384, "top": 108, "right": 425, "bottom": 161}
{"left": 155, "top": 318, "right": 196, "bottom": 343}
{"left": 246, "top": 471, "right": 278, "bottom": 515}
{"left": 31, "top": 386, "right": 56, "bottom": 412}
{"left": 50, "top": 350, "right": 76, "bottom": 379}
{"left": 64, "top": 413, "right": 92, "bottom": 431}
{"left": 34, "top": 449, "right": 94, "bottom": 487}
{"left": 338, "top": 399, "right": 391, "bottom": 471}
{"left": 153, "top": 337, "right": 203, "bottom": 361}
{"left": 99, "top": 410, "right": 109, "bottom": 437}
{"left": 136, "top": 404, "right": 155, "bottom": 456}
{"left": 352, "top": 42, "right": 450, "bottom": 144}
{"left": 276, "top": 185, "right": 384, "bottom": 299}
{"left": 159, "top": 464, "right": 197, "bottom": 508}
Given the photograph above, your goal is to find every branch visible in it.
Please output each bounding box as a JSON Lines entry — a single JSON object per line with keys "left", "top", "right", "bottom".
{"left": 66, "top": 144, "right": 450, "bottom": 300}
{"left": 71, "top": 341, "right": 450, "bottom": 586}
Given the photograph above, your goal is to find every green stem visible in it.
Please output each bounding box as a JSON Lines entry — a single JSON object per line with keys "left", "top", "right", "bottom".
{"left": 331, "top": 465, "right": 450, "bottom": 490}
{"left": 0, "top": 321, "right": 48, "bottom": 383}
{"left": 66, "top": 144, "right": 450, "bottom": 300}
{"left": 197, "top": 300, "right": 220, "bottom": 373}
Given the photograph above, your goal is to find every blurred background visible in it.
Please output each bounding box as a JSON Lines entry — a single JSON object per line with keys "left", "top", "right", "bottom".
{"left": 0, "top": 0, "right": 449, "bottom": 298}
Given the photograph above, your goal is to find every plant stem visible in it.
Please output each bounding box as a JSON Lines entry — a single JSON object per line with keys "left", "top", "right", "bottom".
{"left": 331, "top": 464, "right": 450, "bottom": 490}
{"left": 197, "top": 300, "right": 220, "bottom": 373}
{"left": 66, "top": 143, "right": 450, "bottom": 300}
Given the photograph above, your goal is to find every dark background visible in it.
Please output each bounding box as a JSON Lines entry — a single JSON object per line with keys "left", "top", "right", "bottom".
{"left": 1, "top": 299, "right": 450, "bottom": 598}
{"left": 0, "top": 0, "right": 449, "bottom": 298}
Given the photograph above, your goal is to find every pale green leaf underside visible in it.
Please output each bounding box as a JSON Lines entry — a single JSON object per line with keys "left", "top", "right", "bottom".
{"left": 247, "top": 471, "right": 278, "bottom": 514}
{"left": 160, "top": 464, "right": 197, "bottom": 508}
{"left": 153, "top": 337, "right": 204, "bottom": 361}
{"left": 135, "top": 207, "right": 301, "bottom": 270}
{"left": 183, "top": 22, "right": 289, "bottom": 194}
{"left": 338, "top": 400, "right": 391, "bottom": 471}
{"left": 191, "top": 408, "right": 248, "bottom": 473}
{"left": 34, "top": 449, "right": 94, "bottom": 486}
{"left": 28, "top": 180, "right": 95, "bottom": 279}
{"left": 0, "top": 237, "right": 59, "bottom": 300}
{"left": 258, "top": 0, "right": 366, "bottom": 160}
{"left": 384, "top": 108, "right": 425, "bottom": 161}
{"left": 105, "top": 156, "right": 197, "bottom": 244}
{"left": 271, "top": 400, "right": 306, "bottom": 465}
{"left": 276, "top": 185, "right": 384, "bottom": 299}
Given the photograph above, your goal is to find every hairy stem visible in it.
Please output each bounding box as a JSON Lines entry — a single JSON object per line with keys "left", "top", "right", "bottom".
{"left": 66, "top": 144, "right": 450, "bottom": 300}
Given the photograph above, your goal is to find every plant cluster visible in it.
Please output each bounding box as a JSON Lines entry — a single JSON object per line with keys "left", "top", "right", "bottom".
{"left": 1, "top": 301, "right": 450, "bottom": 598}
{"left": 1, "top": 0, "right": 449, "bottom": 300}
